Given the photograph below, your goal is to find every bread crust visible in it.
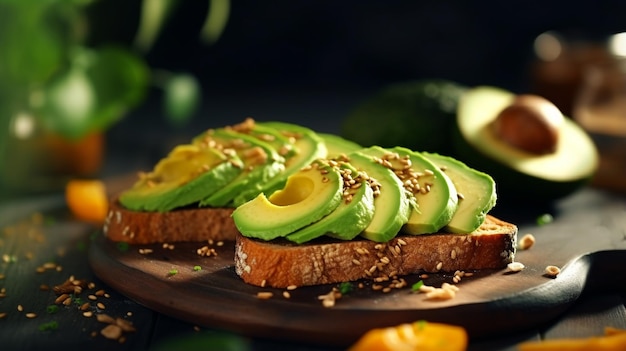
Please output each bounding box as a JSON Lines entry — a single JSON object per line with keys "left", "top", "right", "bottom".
{"left": 104, "top": 198, "right": 237, "bottom": 244}
{"left": 234, "top": 215, "right": 517, "bottom": 288}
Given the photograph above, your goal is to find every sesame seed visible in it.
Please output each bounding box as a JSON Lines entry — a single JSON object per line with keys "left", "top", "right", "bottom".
{"left": 25, "top": 313, "right": 37, "bottom": 319}
{"left": 282, "top": 291, "right": 291, "bottom": 299}
{"left": 97, "top": 302, "right": 106, "bottom": 310}
{"left": 257, "top": 292, "right": 273, "bottom": 299}
{"left": 352, "top": 259, "right": 361, "bottom": 265}
{"left": 436, "top": 262, "right": 443, "bottom": 271}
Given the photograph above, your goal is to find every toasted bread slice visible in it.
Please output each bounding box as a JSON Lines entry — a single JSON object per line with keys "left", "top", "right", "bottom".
{"left": 104, "top": 198, "right": 237, "bottom": 244}
{"left": 234, "top": 215, "right": 517, "bottom": 288}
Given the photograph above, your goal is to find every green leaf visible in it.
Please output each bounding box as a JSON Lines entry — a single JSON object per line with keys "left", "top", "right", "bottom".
{"left": 163, "top": 73, "right": 201, "bottom": 127}
{"left": 0, "top": 2, "right": 64, "bottom": 91}
{"left": 36, "top": 46, "right": 149, "bottom": 139}
{"left": 133, "top": 0, "right": 180, "bottom": 53}
{"left": 201, "top": 0, "right": 230, "bottom": 44}
{"left": 152, "top": 331, "right": 251, "bottom": 351}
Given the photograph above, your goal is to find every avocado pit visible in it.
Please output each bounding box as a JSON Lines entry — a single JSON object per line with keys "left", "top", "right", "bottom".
{"left": 491, "top": 94, "right": 564, "bottom": 155}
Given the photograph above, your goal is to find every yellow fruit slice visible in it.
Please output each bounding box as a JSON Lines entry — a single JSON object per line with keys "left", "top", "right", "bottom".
{"left": 348, "top": 320, "right": 468, "bottom": 351}
{"left": 65, "top": 179, "right": 108, "bottom": 224}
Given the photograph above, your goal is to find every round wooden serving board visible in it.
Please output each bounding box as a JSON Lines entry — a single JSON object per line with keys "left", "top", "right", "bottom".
{"left": 89, "top": 189, "right": 626, "bottom": 347}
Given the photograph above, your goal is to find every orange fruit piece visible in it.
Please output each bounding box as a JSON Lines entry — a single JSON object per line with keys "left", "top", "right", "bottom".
{"left": 65, "top": 179, "right": 108, "bottom": 224}
{"left": 348, "top": 320, "right": 468, "bottom": 351}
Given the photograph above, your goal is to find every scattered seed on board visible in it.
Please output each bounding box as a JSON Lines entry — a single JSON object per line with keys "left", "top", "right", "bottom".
{"left": 507, "top": 262, "right": 525, "bottom": 272}
{"left": 544, "top": 265, "right": 561, "bottom": 278}
{"left": 257, "top": 292, "right": 273, "bottom": 299}
{"left": 518, "top": 234, "right": 536, "bottom": 250}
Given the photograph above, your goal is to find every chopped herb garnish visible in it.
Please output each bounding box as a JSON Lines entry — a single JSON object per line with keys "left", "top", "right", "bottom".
{"left": 116, "top": 242, "right": 130, "bottom": 252}
{"left": 193, "top": 265, "right": 202, "bottom": 271}
{"left": 536, "top": 213, "right": 554, "bottom": 226}
{"left": 76, "top": 241, "right": 87, "bottom": 252}
{"left": 168, "top": 269, "right": 178, "bottom": 276}
{"left": 46, "top": 305, "right": 59, "bottom": 314}
{"left": 416, "top": 320, "right": 427, "bottom": 330}
{"left": 338, "top": 282, "right": 353, "bottom": 295}
{"left": 38, "top": 321, "right": 59, "bottom": 331}
{"left": 411, "top": 280, "right": 424, "bottom": 292}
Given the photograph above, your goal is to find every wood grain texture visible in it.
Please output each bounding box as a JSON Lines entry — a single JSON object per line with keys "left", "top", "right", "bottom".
{"left": 89, "top": 209, "right": 626, "bottom": 347}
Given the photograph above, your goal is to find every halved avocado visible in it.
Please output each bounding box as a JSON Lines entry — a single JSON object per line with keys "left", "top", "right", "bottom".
{"left": 119, "top": 145, "right": 243, "bottom": 212}
{"left": 455, "top": 86, "right": 599, "bottom": 202}
{"left": 423, "top": 152, "right": 496, "bottom": 233}
{"left": 346, "top": 150, "right": 412, "bottom": 242}
{"left": 285, "top": 161, "right": 375, "bottom": 244}
{"left": 232, "top": 160, "right": 343, "bottom": 240}
{"left": 194, "top": 128, "right": 285, "bottom": 207}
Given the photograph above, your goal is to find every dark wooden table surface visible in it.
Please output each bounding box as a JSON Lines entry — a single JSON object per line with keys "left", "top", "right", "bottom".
{"left": 1, "top": 184, "right": 625, "bottom": 351}
{"left": 1, "top": 87, "right": 626, "bottom": 350}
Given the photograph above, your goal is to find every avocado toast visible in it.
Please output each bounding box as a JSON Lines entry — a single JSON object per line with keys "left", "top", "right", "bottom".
{"left": 105, "top": 118, "right": 517, "bottom": 288}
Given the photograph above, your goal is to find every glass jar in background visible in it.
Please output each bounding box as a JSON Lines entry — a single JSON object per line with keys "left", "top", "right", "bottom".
{"left": 530, "top": 31, "right": 616, "bottom": 118}
{"left": 572, "top": 33, "right": 626, "bottom": 193}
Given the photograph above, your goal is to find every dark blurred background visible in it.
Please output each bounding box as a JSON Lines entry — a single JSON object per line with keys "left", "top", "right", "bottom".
{"left": 98, "top": 0, "right": 626, "bottom": 171}
{"left": 2, "top": 0, "right": 626, "bottom": 195}
{"left": 94, "top": 0, "right": 626, "bottom": 92}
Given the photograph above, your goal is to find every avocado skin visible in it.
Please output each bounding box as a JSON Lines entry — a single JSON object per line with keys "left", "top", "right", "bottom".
{"left": 341, "top": 79, "right": 467, "bottom": 156}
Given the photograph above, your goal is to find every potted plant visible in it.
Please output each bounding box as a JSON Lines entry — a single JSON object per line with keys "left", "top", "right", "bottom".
{"left": 0, "top": 0, "right": 229, "bottom": 199}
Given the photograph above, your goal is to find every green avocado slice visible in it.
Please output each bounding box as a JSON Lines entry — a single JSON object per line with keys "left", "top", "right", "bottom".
{"left": 318, "top": 133, "right": 363, "bottom": 159}
{"left": 119, "top": 145, "right": 243, "bottom": 212}
{"left": 232, "top": 160, "right": 343, "bottom": 240}
{"left": 239, "top": 121, "right": 327, "bottom": 202}
{"left": 346, "top": 149, "right": 412, "bottom": 242}
{"left": 194, "top": 128, "right": 285, "bottom": 207}
{"left": 423, "top": 152, "right": 497, "bottom": 233}
{"left": 359, "top": 146, "right": 458, "bottom": 234}
{"left": 285, "top": 161, "right": 375, "bottom": 244}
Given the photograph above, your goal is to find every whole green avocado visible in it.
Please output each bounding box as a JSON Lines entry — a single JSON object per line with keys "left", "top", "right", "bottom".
{"left": 340, "top": 79, "right": 467, "bottom": 156}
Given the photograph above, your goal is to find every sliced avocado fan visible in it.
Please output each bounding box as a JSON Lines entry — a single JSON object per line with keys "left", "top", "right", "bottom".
{"left": 423, "top": 152, "right": 497, "bottom": 233}
{"left": 194, "top": 128, "right": 286, "bottom": 208}
{"left": 119, "top": 144, "right": 243, "bottom": 212}
{"left": 232, "top": 160, "right": 344, "bottom": 240}
{"left": 243, "top": 121, "right": 327, "bottom": 201}
{"left": 285, "top": 160, "right": 375, "bottom": 244}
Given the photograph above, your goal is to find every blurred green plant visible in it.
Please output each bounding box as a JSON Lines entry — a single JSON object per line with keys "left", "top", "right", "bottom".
{"left": 0, "top": 0, "right": 229, "bottom": 196}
